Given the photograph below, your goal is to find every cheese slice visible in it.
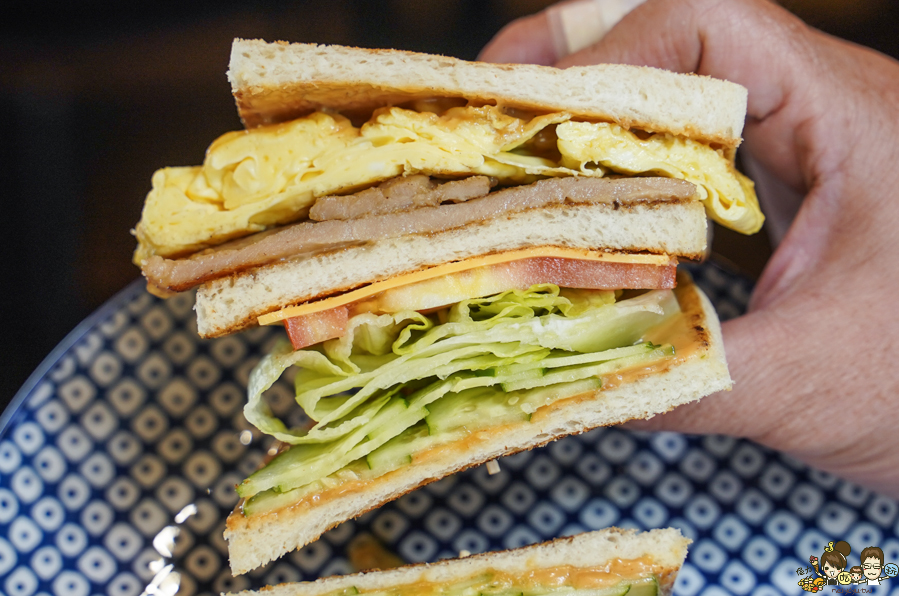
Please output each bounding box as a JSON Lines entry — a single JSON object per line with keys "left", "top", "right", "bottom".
{"left": 258, "top": 247, "right": 673, "bottom": 325}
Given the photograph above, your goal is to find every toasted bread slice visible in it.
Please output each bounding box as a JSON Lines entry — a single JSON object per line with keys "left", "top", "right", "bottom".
{"left": 225, "top": 528, "right": 690, "bottom": 596}
{"left": 224, "top": 276, "right": 728, "bottom": 574}
{"left": 229, "top": 39, "right": 746, "bottom": 146}
{"left": 195, "top": 198, "right": 707, "bottom": 338}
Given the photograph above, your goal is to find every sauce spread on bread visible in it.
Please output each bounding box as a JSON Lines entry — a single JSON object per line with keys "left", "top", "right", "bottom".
{"left": 375, "top": 562, "right": 658, "bottom": 595}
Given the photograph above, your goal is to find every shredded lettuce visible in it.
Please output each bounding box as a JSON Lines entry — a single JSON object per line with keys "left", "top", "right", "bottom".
{"left": 241, "top": 285, "right": 680, "bottom": 498}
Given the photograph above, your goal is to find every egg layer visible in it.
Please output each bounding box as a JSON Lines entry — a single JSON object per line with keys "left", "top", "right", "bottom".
{"left": 133, "top": 105, "right": 762, "bottom": 263}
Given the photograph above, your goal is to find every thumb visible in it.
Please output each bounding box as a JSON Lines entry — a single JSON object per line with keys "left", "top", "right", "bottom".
{"left": 479, "top": 0, "right": 646, "bottom": 65}
{"left": 478, "top": 10, "right": 556, "bottom": 65}
{"left": 625, "top": 311, "right": 782, "bottom": 439}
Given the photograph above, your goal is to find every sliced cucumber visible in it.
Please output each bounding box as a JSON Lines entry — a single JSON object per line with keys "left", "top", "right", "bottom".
{"left": 313, "top": 577, "right": 654, "bottom": 596}
{"left": 341, "top": 402, "right": 429, "bottom": 474}
{"left": 515, "top": 378, "right": 603, "bottom": 415}
{"left": 493, "top": 367, "right": 545, "bottom": 387}
{"left": 237, "top": 436, "right": 347, "bottom": 498}
{"left": 243, "top": 459, "right": 373, "bottom": 516}
{"left": 565, "top": 577, "right": 657, "bottom": 596}
{"left": 495, "top": 343, "right": 653, "bottom": 377}
{"left": 242, "top": 479, "right": 322, "bottom": 517}
{"left": 538, "top": 343, "right": 666, "bottom": 370}
{"left": 425, "top": 386, "right": 529, "bottom": 435}
{"left": 502, "top": 346, "right": 673, "bottom": 392}
{"left": 623, "top": 577, "right": 658, "bottom": 596}
{"left": 365, "top": 422, "right": 430, "bottom": 473}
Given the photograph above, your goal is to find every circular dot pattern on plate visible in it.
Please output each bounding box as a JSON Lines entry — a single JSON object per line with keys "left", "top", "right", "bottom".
{"left": 0, "top": 262, "right": 895, "bottom": 595}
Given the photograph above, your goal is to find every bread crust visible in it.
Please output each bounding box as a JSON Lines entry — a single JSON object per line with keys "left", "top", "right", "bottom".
{"left": 224, "top": 276, "right": 729, "bottom": 574}
{"left": 229, "top": 39, "right": 747, "bottom": 146}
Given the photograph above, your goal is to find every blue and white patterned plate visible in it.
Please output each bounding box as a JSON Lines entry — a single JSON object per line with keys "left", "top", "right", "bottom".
{"left": 2, "top": 262, "right": 897, "bottom": 596}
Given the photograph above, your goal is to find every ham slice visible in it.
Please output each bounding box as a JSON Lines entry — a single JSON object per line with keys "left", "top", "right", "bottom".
{"left": 142, "top": 176, "right": 696, "bottom": 294}
{"left": 283, "top": 256, "right": 676, "bottom": 350}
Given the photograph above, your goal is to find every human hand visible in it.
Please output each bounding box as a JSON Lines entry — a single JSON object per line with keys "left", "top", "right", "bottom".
{"left": 482, "top": 0, "right": 899, "bottom": 497}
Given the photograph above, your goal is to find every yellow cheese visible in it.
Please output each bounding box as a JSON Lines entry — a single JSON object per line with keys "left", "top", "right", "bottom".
{"left": 134, "top": 105, "right": 762, "bottom": 263}
{"left": 257, "top": 248, "right": 673, "bottom": 325}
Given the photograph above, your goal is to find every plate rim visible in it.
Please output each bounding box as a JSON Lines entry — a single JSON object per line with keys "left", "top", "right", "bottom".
{"left": 1, "top": 277, "right": 147, "bottom": 435}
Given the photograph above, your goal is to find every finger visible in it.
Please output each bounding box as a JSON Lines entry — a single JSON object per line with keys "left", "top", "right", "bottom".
{"left": 555, "top": 0, "right": 809, "bottom": 122}
{"left": 628, "top": 273, "right": 899, "bottom": 474}
{"left": 628, "top": 302, "right": 817, "bottom": 452}
{"left": 478, "top": 11, "right": 557, "bottom": 65}
{"left": 624, "top": 308, "right": 800, "bottom": 442}
{"left": 555, "top": 0, "right": 833, "bottom": 198}
{"left": 740, "top": 152, "right": 804, "bottom": 247}
{"left": 483, "top": 0, "right": 825, "bottom": 190}
{"left": 479, "top": 0, "right": 646, "bottom": 65}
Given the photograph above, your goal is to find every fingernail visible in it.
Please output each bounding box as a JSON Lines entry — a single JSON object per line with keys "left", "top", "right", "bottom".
{"left": 547, "top": 0, "right": 648, "bottom": 58}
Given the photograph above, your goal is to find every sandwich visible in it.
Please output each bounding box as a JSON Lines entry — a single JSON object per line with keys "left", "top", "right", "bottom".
{"left": 131, "top": 39, "right": 762, "bottom": 574}
{"left": 224, "top": 528, "right": 690, "bottom": 596}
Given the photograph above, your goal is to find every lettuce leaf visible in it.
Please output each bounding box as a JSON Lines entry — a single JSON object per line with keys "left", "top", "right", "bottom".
{"left": 241, "top": 285, "right": 680, "bottom": 496}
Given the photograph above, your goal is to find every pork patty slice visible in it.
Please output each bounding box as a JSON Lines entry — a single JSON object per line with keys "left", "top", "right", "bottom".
{"left": 143, "top": 176, "right": 698, "bottom": 294}
{"left": 309, "top": 175, "right": 495, "bottom": 221}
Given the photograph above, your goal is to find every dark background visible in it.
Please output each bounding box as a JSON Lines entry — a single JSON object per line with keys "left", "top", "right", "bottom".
{"left": 2, "top": 0, "right": 897, "bottom": 405}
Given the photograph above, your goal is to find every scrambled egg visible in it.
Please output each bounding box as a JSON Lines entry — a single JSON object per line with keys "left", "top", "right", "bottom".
{"left": 133, "top": 106, "right": 763, "bottom": 263}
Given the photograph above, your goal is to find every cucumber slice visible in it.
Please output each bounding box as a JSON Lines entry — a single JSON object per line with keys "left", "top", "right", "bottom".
{"left": 444, "top": 572, "right": 497, "bottom": 593}
{"left": 341, "top": 403, "right": 429, "bottom": 474}
{"left": 366, "top": 422, "right": 430, "bottom": 473}
{"left": 502, "top": 346, "right": 673, "bottom": 392}
{"left": 495, "top": 367, "right": 545, "bottom": 386}
{"left": 425, "top": 386, "right": 529, "bottom": 435}
{"left": 312, "top": 577, "right": 654, "bottom": 596}
{"left": 514, "top": 378, "right": 603, "bottom": 415}
{"left": 242, "top": 459, "right": 370, "bottom": 516}
{"left": 493, "top": 343, "right": 650, "bottom": 377}
{"left": 236, "top": 435, "right": 349, "bottom": 498}
{"left": 242, "top": 479, "right": 322, "bottom": 517}
{"left": 623, "top": 577, "right": 658, "bottom": 596}
{"left": 492, "top": 349, "right": 552, "bottom": 376}
{"left": 567, "top": 577, "right": 657, "bottom": 596}
{"left": 538, "top": 343, "right": 666, "bottom": 370}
